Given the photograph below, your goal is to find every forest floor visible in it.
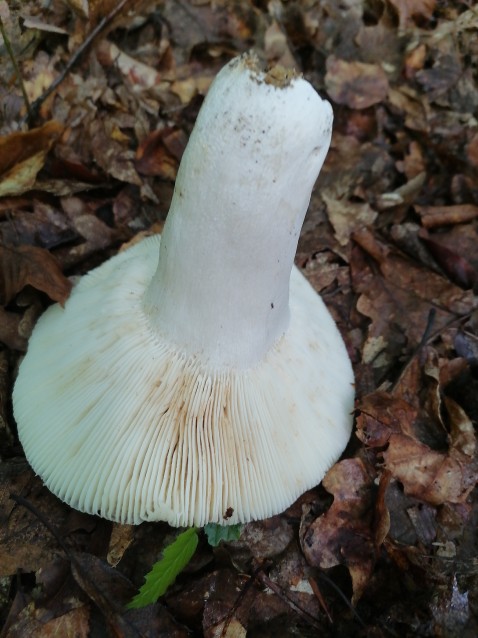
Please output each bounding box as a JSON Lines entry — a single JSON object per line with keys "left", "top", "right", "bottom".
{"left": 1, "top": 0, "right": 478, "bottom": 636}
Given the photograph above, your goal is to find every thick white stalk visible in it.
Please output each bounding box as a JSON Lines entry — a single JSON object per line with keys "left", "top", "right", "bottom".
{"left": 144, "top": 55, "right": 333, "bottom": 368}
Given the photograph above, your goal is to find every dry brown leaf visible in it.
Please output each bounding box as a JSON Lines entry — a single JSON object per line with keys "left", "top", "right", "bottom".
{"left": 325, "top": 57, "right": 389, "bottom": 109}
{"left": 356, "top": 392, "right": 417, "bottom": 447}
{"left": 89, "top": 118, "right": 142, "bottom": 186}
{"left": 229, "top": 516, "right": 294, "bottom": 560}
{"left": 107, "top": 524, "right": 135, "bottom": 567}
{"left": 0, "top": 468, "right": 69, "bottom": 577}
{"left": 4, "top": 601, "right": 90, "bottom": 638}
{"left": 352, "top": 228, "right": 474, "bottom": 362}
{"left": 396, "top": 141, "right": 426, "bottom": 179}
{"left": 387, "top": 0, "right": 437, "bottom": 30}
{"left": 0, "top": 244, "right": 72, "bottom": 305}
{"left": 445, "top": 396, "right": 476, "bottom": 458}
{"left": 323, "top": 193, "right": 377, "bottom": 246}
{"left": 63, "top": 0, "right": 89, "bottom": 19}
{"left": 135, "top": 127, "right": 187, "bottom": 179}
{"left": 301, "top": 459, "right": 376, "bottom": 605}
{"left": 383, "top": 433, "right": 478, "bottom": 506}
{"left": 96, "top": 40, "right": 162, "bottom": 91}
{"left": 0, "top": 122, "right": 63, "bottom": 197}
{"left": 418, "top": 230, "right": 478, "bottom": 289}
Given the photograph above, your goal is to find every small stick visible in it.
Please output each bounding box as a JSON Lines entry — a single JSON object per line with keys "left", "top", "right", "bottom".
{"left": 316, "top": 571, "right": 367, "bottom": 629}
{"left": 308, "top": 576, "right": 333, "bottom": 623}
{"left": 255, "top": 569, "right": 323, "bottom": 631}
{"left": 9, "top": 492, "right": 72, "bottom": 556}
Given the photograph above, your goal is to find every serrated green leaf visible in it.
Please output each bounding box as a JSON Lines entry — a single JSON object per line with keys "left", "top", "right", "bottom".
{"left": 204, "top": 523, "right": 242, "bottom": 547}
{"left": 126, "top": 527, "right": 199, "bottom": 609}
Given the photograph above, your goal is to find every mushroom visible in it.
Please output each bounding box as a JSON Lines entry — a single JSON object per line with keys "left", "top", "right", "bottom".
{"left": 13, "top": 53, "right": 354, "bottom": 527}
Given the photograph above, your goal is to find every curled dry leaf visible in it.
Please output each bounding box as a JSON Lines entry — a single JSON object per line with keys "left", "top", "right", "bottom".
{"left": 325, "top": 57, "right": 389, "bottom": 110}
{"left": 107, "top": 524, "right": 135, "bottom": 567}
{"left": 301, "top": 459, "right": 375, "bottom": 605}
{"left": 383, "top": 433, "right": 478, "bottom": 506}
{"left": 0, "top": 244, "right": 72, "bottom": 306}
{"left": 0, "top": 121, "right": 63, "bottom": 197}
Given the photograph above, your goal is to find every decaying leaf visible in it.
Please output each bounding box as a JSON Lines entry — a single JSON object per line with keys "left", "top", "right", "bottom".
{"left": 107, "top": 523, "right": 135, "bottom": 567}
{"left": 3, "top": 600, "right": 90, "bottom": 638}
{"left": 0, "top": 244, "right": 72, "bottom": 305}
{"left": 323, "top": 193, "right": 377, "bottom": 246}
{"left": 0, "top": 122, "right": 63, "bottom": 197}
{"left": 325, "top": 57, "right": 389, "bottom": 109}
{"left": 352, "top": 228, "right": 475, "bottom": 372}
{"left": 387, "top": 0, "right": 437, "bottom": 30}
{"left": 383, "top": 433, "right": 478, "bottom": 506}
{"left": 0, "top": 467, "right": 69, "bottom": 577}
{"left": 135, "top": 127, "right": 187, "bottom": 179}
{"left": 301, "top": 459, "right": 376, "bottom": 605}
{"left": 356, "top": 392, "right": 417, "bottom": 447}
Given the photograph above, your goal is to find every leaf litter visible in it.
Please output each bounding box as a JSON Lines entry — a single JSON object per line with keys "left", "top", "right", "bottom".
{"left": 1, "top": 0, "right": 478, "bottom": 635}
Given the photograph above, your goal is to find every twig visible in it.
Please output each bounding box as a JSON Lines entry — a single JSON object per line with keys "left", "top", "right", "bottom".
{"left": 9, "top": 492, "right": 144, "bottom": 638}
{"left": 9, "top": 492, "right": 72, "bottom": 557}
{"left": 0, "top": 17, "right": 32, "bottom": 120}
{"left": 308, "top": 576, "right": 333, "bottom": 623}
{"left": 390, "top": 308, "right": 473, "bottom": 392}
{"left": 316, "top": 571, "right": 367, "bottom": 629}
{"left": 219, "top": 571, "right": 256, "bottom": 638}
{"left": 23, "top": 0, "right": 133, "bottom": 126}
{"left": 256, "top": 569, "right": 323, "bottom": 631}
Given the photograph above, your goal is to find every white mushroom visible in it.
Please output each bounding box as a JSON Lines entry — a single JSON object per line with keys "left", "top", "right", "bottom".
{"left": 13, "top": 53, "right": 354, "bottom": 527}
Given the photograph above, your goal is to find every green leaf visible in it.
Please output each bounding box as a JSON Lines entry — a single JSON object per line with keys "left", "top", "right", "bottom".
{"left": 204, "top": 523, "right": 242, "bottom": 547}
{"left": 126, "top": 527, "right": 199, "bottom": 609}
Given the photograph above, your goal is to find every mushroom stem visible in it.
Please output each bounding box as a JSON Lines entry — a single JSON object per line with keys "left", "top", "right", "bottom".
{"left": 13, "top": 53, "right": 354, "bottom": 527}
{"left": 144, "top": 54, "right": 333, "bottom": 368}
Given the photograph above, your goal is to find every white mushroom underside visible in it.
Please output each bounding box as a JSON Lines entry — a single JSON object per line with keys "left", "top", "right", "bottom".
{"left": 14, "top": 235, "right": 354, "bottom": 527}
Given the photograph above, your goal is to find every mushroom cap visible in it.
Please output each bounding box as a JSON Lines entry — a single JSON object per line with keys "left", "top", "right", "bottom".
{"left": 13, "top": 235, "right": 354, "bottom": 526}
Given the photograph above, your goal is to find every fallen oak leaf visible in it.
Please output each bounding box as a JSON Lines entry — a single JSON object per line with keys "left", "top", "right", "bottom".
{"left": 0, "top": 244, "right": 72, "bottom": 305}
{"left": 0, "top": 121, "right": 63, "bottom": 197}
